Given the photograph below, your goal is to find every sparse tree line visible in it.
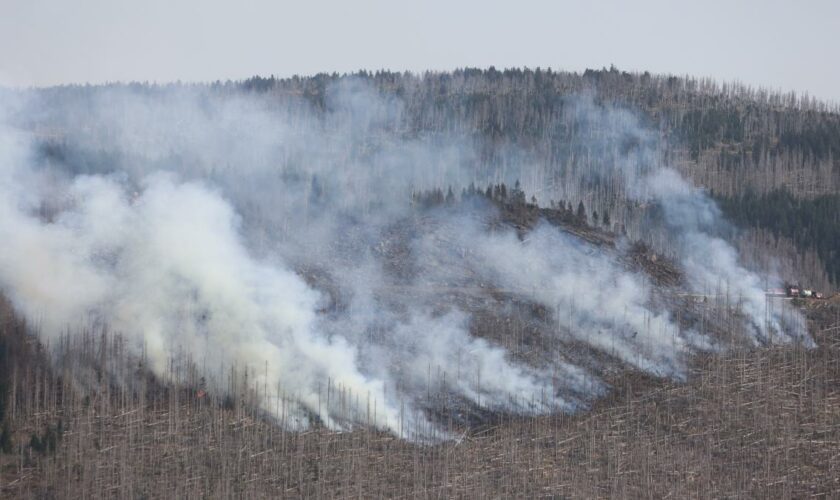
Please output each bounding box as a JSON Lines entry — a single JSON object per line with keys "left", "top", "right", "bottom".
{"left": 411, "top": 181, "right": 612, "bottom": 231}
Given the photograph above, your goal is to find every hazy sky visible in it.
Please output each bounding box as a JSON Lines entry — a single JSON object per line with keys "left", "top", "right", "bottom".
{"left": 2, "top": 0, "right": 838, "bottom": 102}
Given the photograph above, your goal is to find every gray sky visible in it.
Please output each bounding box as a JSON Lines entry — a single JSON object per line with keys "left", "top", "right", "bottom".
{"left": 2, "top": 0, "right": 839, "bottom": 103}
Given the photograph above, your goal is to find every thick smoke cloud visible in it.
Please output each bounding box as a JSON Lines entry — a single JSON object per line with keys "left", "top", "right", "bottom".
{"left": 0, "top": 81, "right": 811, "bottom": 439}
{"left": 570, "top": 97, "right": 813, "bottom": 345}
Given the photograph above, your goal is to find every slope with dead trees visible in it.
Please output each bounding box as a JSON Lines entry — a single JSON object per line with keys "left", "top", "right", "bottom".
{"left": 1, "top": 296, "right": 838, "bottom": 497}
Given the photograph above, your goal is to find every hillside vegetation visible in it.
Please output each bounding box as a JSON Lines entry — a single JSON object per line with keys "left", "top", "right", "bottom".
{"left": 2, "top": 68, "right": 839, "bottom": 497}
{"left": 27, "top": 67, "right": 840, "bottom": 287}
{"left": 2, "top": 296, "right": 839, "bottom": 497}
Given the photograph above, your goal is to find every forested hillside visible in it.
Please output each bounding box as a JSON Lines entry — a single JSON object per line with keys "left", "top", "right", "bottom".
{"left": 262, "top": 66, "right": 840, "bottom": 289}
{"left": 31, "top": 66, "right": 840, "bottom": 197}
{"left": 26, "top": 66, "right": 840, "bottom": 288}
{"left": 2, "top": 67, "right": 839, "bottom": 497}
{"left": 235, "top": 66, "right": 840, "bottom": 196}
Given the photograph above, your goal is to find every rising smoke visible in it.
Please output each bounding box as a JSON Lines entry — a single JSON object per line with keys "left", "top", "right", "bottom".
{"left": 0, "top": 79, "right": 811, "bottom": 439}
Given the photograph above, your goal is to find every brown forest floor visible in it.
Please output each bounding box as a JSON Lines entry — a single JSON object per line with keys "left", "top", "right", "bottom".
{"left": 0, "top": 300, "right": 839, "bottom": 498}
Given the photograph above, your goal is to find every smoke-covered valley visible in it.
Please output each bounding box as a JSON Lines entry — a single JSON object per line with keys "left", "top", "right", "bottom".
{"left": 0, "top": 78, "right": 813, "bottom": 440}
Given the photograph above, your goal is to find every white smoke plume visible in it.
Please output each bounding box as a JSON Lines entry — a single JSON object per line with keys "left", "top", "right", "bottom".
{"left": 0, "top": 83, "right": 568, "bottom": 436}
{"left": 0, "top": 80, "right": 811, "bottom": 439}
{"left": 569, "top": 96, "right": 813, "bottom": 345}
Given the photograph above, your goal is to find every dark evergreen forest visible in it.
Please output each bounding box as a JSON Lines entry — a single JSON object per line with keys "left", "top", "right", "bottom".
{"left": 719, "top": 190, "right": 840, "bottom": 284}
